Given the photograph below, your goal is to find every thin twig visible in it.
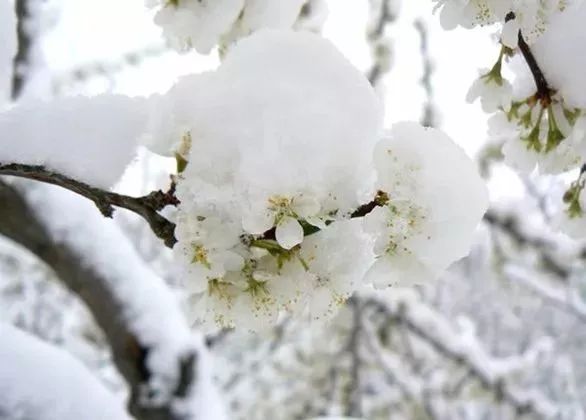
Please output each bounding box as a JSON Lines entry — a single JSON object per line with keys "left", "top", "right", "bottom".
{"left": 506, "top": 12, "right": 553, "bottom": 104}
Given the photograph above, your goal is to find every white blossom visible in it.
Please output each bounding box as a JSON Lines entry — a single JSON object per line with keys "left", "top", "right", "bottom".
{"left": 364, "top": 122, "right": 489, "bottom": 289}
{"left": 170, "top": 30, "right": 383, "bottom": 331}
{"left": 146, "top": 0, "right": 320, "bottom": 54}
{"left": 433, "top": 0, "right": 575, "bottom": 45}
{"left": 467, "top": 71, "right": 513, "bottom": 113}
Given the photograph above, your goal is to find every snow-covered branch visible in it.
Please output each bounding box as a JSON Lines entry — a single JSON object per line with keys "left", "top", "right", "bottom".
{"left": 0, "top": 180, "right": 220, "bottom": 420}
{"left": 362, "top": 293, "right": 557, "bottom": 418}
{"left": 507, "top": 265, "right": 586, "bottom": 324}
{"left": 484, "top": 209, "right": 574, "bottom": 279}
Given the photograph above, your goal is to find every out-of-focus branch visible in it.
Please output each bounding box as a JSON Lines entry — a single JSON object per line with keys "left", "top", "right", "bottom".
{"left": 507, "top": 266, "right": 586, "bottom": 324}
{"left": 484, "top": 209, "right": 572, "bottom": 279}
{"left": 52, "top": 44, "right": 168, "bottom": 95}
{"left": 362, "top": 294, "right": 558, "bottom": 418}
{"left": 0, "top": 163, "right": 179, "bottom": 248}
{"left": 345, "top": 299, "right": 363, "bottom": 417}
{"left": 0, "top": 180, "right": 202, "bottom": 420}
{"left": 366, "top": 0, "right": 398, "bottom": 86}
{"left": 11, "top": 0, "right": 33, "bottom": 99}
{"left": 414, "top": 19, "right": 438, "bottom": 128}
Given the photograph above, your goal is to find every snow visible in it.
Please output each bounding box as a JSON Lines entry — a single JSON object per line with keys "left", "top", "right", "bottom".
{"left": 0, "top": 323, "right": 129, "bottom": 420}
{"left": 0, "top": 0, "right": 16, "bottom": 103}
{"left": 367, "top": 289, "right": 559, "bottom": 417}
{"left": 0, "top": 94, "right": 149, "bottom": 188}
{"left": 167, "top": 29, "right": 383, "bottom": 331}
{"left": 20, "top": 182, "right": 226, "bottom": 418}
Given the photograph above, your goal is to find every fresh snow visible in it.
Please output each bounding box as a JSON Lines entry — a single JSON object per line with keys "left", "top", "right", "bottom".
{"left": 0, "top": 95, "right": 148, "bottom": 188}
{"left": 0, "top": 323, "right": 130, "bottom": 420}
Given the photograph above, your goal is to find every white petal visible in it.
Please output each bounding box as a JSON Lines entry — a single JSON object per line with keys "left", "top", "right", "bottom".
{"left": 439, "top": 1, "right": 465, "bottom": 30}
{"left": 291, "top": 194, "right": 321, "bottom": 218}
{"left": 502, "top": 138, "right": 538, "bottom": 174}
{"left": 242, "top": 209, "right": 274, "bottom": 234}
{"left": 305, "top": 215, "right": 327, "bottom": 229}
{"left": 466, "top": 77, "right": 485, "bottom": 104}
{"left": 276, "top": 216, "right": 304, "bottom": 249}
{"left": 364, "top": 254, "right": 433, "bottom": 289}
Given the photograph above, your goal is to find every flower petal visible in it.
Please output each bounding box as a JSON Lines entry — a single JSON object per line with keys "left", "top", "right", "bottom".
{"left": 276, "top": 216, "right": 304, "bottom": 249}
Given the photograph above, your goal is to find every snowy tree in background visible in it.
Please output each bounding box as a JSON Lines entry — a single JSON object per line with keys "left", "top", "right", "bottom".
{"left": 2, "top": 0, "right": 586, "bottom": 419}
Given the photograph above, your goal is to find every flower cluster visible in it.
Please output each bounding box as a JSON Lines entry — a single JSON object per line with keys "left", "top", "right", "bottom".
{"left": 433, "top": 0, "right": 576, "bottom": 46}
{"left": 438, "top": 0, "right": 586, "bottom": 238}
{"left": 142, "top": 30, "right": 487, "bottom": 331}
{"left": 145, "top": 0, "right": 326, "bottom": 53}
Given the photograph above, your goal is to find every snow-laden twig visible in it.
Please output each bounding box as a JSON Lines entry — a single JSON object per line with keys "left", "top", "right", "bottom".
{"left": 362, "top": 320, "right": 424, "bottom": 402}
{"left": 484, "top": 209, "right": 575, "bottom": 278}
{"left": 0, "top": 164, "right": 179, "bottom": 247}
{"left": 0, "top": 179, "right": 223, "bottom": 420}
{"left": 362, "top": 293, "right": 558, "bottom": 418}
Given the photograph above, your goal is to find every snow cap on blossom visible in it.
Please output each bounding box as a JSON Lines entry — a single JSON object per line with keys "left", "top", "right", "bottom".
{"left": 364, "top": 122, "right": 489, "bottom": 289}
{"left": 168, "top": 30, "right": 383, "bottom": 331}
{"left": 161, "top": 29, "right": 383, "bottom": 214}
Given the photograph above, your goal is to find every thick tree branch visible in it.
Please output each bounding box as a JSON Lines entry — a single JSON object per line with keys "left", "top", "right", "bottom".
{"left": 0, "top": 163, "right": 179, "bottom": 248}
{"left": 0, "top": 179, "right": 200, "bottom": 420}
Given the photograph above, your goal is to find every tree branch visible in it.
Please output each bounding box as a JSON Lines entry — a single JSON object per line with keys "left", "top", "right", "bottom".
{"left": 363, "top": 296, "right": 557, "bottom": 417}
{"left": 0, "top": 179, "right": 202, "bottom": 420}
{"left": 0, "top": 163, "right": 179, "bottom": 248}
{"left": 506, "top": 12, "right": 553, "bottom": 104}
{"left": 258, "top": 191, "right": 388, "bottom": 241}
{"left": 483, "top": 209, "right": 571, "bottom": 279}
